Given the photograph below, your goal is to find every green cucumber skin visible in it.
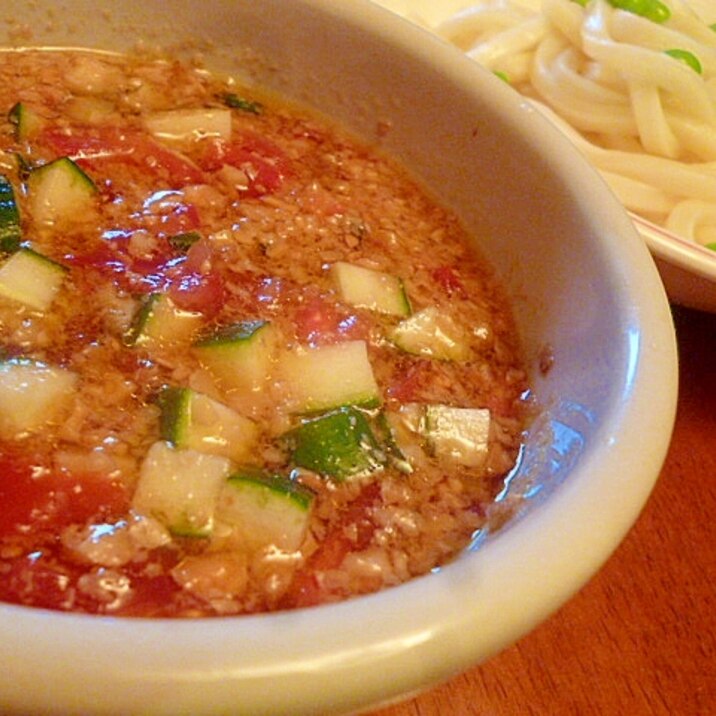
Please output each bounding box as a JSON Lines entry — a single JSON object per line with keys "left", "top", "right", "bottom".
{"left": 226, "top": 469, "right": 314, "bottom": 511}
{"left": 8, "top": 102, "right": 42, "bottom": 141}
{"left": 34, "top": 157, "right": 98, "bottom": 193}
{"left": 17, "top": 247, "right": 68, "bottom": 272}
{"left": 194, "top": 320, "right": 268, "bottom": 348}
{"left": 287, "top": 406, "right": 384, "bottom": 480}
{"left": 123, "top": 294, "right": 159, "bottom": 347}
{"left": 158, "top": 386, "right": 191, "bottom": 445}
{"left": 397, "top": 279, "right": 412, "bottom": 315}
{"left": 220, "top": 93, "right": 263, "bottom": 115}
{"left": 375, "top": 412, "right": 413, "bottom": 474}
{"left": 0, "top": 246, "right": 68, "bottom": 273}
{"left": 7, "top": 102, "right": 23, "bottom": 137}
{"left": 0, "top": 175, "right": 21, "bottom": 254}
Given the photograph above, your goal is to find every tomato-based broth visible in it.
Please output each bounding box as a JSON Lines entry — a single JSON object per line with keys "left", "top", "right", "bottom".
{"left": 0, "top": 50, "right": 529, "bottom": 617}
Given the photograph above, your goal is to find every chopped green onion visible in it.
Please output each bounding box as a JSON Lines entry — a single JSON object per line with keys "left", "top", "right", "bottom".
{"left": 607, "top": 0, "right": 671, "bottom": 23}
{"left": 705, "top": 242, "right": 716, "bottom": 252}
{"left": 664, "top": 49, "right": 702, "bottom": 74}
{"left": 168, "top": 230, "right": 201, "bottom": 252}
{"left": 493, "top": 70, "right": 511, "bottom": 84}
{"left": 571, "top": 0, "right": 588, "bottom": 6}
{"left": 220, "top": 93, "right": 263, "bottom": 115}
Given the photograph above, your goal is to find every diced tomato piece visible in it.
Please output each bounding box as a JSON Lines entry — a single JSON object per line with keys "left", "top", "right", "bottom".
{"left": 283, "top": 483, "right": 379, "bottom": 608}
{"left": 67, "top": 242, "right": 167, "bottom": 295}
{"left": 0, "top": 552, "right": 79, "bottom": 611}
{"left": 295, "top": 182, "right": 345, "bottom": 216}
{"left": 291, "top": 293, "right": 369, "bottom": 346}
{"left": 387, "top": 360, "right": 436, "bottom": 403}
{"left": 0, "top": 449, "right": 129, "bottom": 538}
{"left": 199, "top": 133, "right": 290, "bottom": 197}
{"left": 101, "top": 548, "right": 197, "bottom": 617}
{"left": 432, "top": 265, "right": 465, "bottom": 297}
{"left": 40, "top": 127, "right": 135, "bottom": 161}
{"left": 66, "top": 226, "right": 224, "bottom": 308}
{"left": 167, "top": 268, "right": 225, "bottom": 317}
{"left": 165, "top": 240, "right": 226, "bottom": 318}
{"left": 138, "top": 195, "right": 201, "bottom": 237}
{"left": 65, "top": 241, "right": 126, "bottom": 274}
{"left": 40, "top": 126, "right": 206, "bottom": 188}
{"left": 162, "top": 202, "right": 200, "bottom": 235}
{"left": 292, "top": 295, "right": 341, "bottom": 345}
{"left": 115, "top": 575, "right": 183, "bottom": 617}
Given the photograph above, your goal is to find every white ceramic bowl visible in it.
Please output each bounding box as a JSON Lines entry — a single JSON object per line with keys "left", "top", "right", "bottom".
{"left": 0, "top": 2, "right": 677, "bottom": 714}
{"left": 377, "top": 0, "right": 716, "bottom": 313}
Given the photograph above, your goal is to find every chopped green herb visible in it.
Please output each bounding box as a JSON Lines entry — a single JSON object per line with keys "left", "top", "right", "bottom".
{"left": 168, "top": 230, "right": 201, "bottom": 252}
{"left": 664, "top": 49, "right": 702, "bottom": 74}
{"left": 220, "top": 93, "right": 263, "bottom": 115}
{"left": 705, "top": 242, "right": 716, "bottom": 252}
{"left": 607, "top": 0, "right": 670, "bottom": 23}
{"left": 571, "top": 0, "right": 588, "bottom": 6}
{"left": 493, "top": 70, "right": 511, "bottom": 84}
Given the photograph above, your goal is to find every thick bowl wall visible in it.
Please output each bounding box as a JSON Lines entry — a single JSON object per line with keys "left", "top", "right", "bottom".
{"left": 0, "top": 1, "right": 677, "bottom": 714}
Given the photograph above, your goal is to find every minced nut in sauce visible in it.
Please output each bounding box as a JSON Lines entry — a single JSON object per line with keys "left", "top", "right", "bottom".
{"left": 0, "top": 50, "right": 529, "bottom": 616}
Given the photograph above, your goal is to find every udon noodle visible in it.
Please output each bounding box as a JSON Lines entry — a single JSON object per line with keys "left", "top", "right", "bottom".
{"left": 435, "top": 0, "right": 716, "bottom": 251}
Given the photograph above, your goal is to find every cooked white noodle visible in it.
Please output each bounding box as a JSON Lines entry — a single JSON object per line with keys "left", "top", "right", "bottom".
{"left": 435, "top": 0, "right": 716, "bottom": 251}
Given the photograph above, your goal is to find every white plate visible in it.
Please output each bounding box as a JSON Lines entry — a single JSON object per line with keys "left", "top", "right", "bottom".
{"left": 374, "top": 0, "right": 716, "bottom": 312}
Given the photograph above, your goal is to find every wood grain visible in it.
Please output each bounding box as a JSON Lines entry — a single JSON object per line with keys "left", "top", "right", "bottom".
{"left": 372, "top": 305, "right": 716, "bottom": 716}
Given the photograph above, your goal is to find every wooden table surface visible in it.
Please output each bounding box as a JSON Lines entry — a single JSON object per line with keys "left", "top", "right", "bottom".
{"left": 373, "top": 305, "right": 716, "bottom": 716}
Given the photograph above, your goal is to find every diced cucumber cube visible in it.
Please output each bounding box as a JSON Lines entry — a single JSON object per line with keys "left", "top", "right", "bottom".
{"left": 279, "top": 340, "right": 381, "bottom": 413}
{"left": 216, "top": 469, "right": 314, "bottom": 552}
{"left": 0, "top": 175, "right": 21, "bottom": 254}
{"left": 28, "top": 157, "right": 97, "bottom": 227}
{"left": 331, "top": 261, "right": 411, "bottom": 317}
{"left": 159, "top": 386, "right": 259, "bottom": 462}
{"left": 144, "top": 108, "right": 232, "bottom": 142}
{"left": 132, "top": 441, "right": 232, "bottom": 538}
{"left": 425, "top": 405, "right": 490, "bottom": 468}
{"left": 124, "top": 293, "right": 204, "bottom": 348}
{"left": 0, "top": 359, "right": 78, "bottom": 436}
{"left": 8, "top": 102, "right": 44, "bottom": 141}
{"left": 286, "top": 406, "right": 385, "bottom": 480}
{"left": 193, "top": 320, "right": 279, "bottom": 396}
{"left": 390, "top": 306, "right": 470, "bottom": 361}
{"left": 375, "top": 411, "right": 413, "bottom": 474}
{"left": 0, "top": 248, "right": 68, "bottom": 311}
